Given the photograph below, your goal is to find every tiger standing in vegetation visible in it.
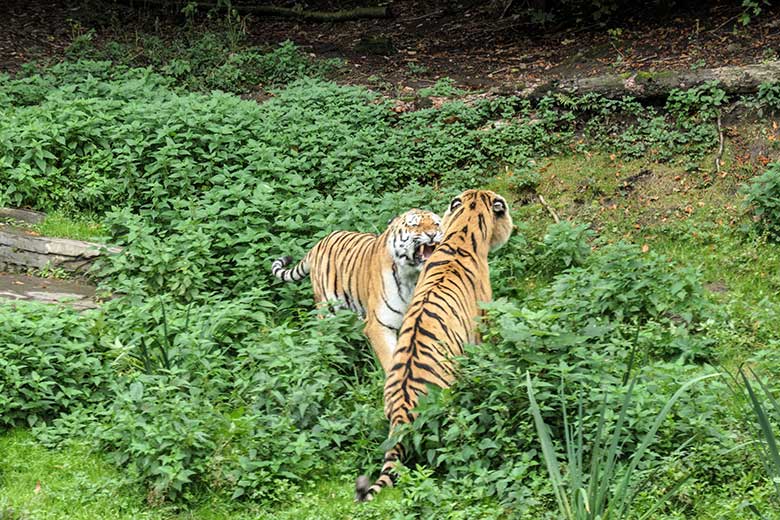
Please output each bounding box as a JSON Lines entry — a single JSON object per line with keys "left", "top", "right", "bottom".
{"left": 355, "top": 190, "right": 513, "bottom": 502}
{"left": 271, "top": 209, "right": 443, "bottom": 373}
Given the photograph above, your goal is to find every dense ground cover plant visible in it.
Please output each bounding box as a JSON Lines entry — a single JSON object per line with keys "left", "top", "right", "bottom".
{"left": 0, "top": 58, "right": 734, "bottom": 220}
{"left": 30, "top": 295, "right": 389, "bottom": 504}
{"left": 1, "top": 53, "right": 778, "bottom": 517}
{"left": 0, "top": 303, "right": 111, "bottom": 427}
{"left": 743, "top": 161, "right": 780, "bottom": 241}
{"left": 67, "top": 21, "right": 343, "bottom": 94}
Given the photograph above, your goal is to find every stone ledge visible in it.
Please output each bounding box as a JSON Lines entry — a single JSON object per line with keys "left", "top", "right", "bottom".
{"left": 0, "top": 228, "right": 122, "bottom": 274}
{"left": 0, "top": 207, "right": 46, "bottom": 224}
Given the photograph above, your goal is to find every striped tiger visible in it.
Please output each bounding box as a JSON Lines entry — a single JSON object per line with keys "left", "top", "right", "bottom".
{"left": 355, "top": 189, "right": 513, "bottom": 502}
{"left": 271, "top": 209, "right": 443, "bottom": 373}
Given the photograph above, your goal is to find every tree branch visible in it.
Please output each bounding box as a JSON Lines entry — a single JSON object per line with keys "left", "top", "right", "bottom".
{"left": 538, "top": 194, "right": 560, "bottom": 224}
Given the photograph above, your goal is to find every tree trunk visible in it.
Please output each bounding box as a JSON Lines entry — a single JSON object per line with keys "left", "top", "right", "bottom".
{"left": 520, "top": 61, "right": 780, "bottom": 100}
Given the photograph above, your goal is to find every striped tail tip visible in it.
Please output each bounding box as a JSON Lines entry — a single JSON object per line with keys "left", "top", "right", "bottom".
{"left": 355, "top": 475, "right": 372, "bottom": 502}
{"left": 271, "top": 256, "right": 293, "bottom": 277}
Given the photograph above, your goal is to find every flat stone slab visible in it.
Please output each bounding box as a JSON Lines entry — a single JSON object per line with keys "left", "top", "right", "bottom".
{"left": 0, "top": 207, "right": 46, "bottom": 225}
{"left": 0, "top": 273, "right": 98, "bottom": 310}
{"left": 0, "top": 228, "right": 121, "bottom": 274}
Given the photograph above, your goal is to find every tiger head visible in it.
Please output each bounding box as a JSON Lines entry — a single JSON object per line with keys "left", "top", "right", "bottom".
{"left": 442, "top": 189, "right": 513, "bottom": 252}
{"left": 386, "top": 209, "right": 443, "bottom": 272}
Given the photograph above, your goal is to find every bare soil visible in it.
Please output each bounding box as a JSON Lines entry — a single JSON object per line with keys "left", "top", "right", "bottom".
{"left": 0, "top": 272, "right": 97, "bottom": 310}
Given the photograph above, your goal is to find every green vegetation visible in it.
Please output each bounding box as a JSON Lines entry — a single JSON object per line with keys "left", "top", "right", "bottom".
{"left": 743, "top": 161, "right": 780, "bottom": 241}
{"left": 526, "top": 372, "right": 718, "bottom": 520}
{"left": 0, "top": 302, "right": 111, "bottom": 428}
{"left": 738, "top": 368, "right": 780, "bottom": 516}
{"left": 0, "top": 429, "right": 162, "bottom": 520}
{"left": 1, "top": 34, "right": 779, "bottom": 519}
{"left": 31, "top": 212, "right": 107, "bottom": 241}
{"left": 65, "top": 17, "right": 343, "bottom": 95}
{"left": 489, "top": 0, "right": 767, "bottom": 26}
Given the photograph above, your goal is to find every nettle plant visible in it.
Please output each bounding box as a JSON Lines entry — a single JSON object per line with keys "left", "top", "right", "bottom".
{"left": 743, "top": 161, "right": 780, "bottom": 241}
{"left": 0, "top": 302, "right": 111, "bottom": 428}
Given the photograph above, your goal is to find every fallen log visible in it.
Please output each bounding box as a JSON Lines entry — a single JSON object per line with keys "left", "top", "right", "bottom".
{"left": 521, "top": 61, "right": 780, "bottom": 100}
{"left": 239, "top": 4, "right": 390, "bottom": 21}
{"left": 126, "top": 1, "right": 390, "bottom": 22}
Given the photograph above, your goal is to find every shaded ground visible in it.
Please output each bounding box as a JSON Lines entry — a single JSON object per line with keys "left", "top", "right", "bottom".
{"left": 0, "top": 272, "right": 97, "bottom": 310}
{"left": 3, "top": 0, "right": 780, "bottom": 92}
{"left": 252, "top": 1, "right": 780, "bottom": 91}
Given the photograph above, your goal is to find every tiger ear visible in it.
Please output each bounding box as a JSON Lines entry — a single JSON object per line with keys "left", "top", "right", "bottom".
{"left": 492, "top": 197, "right": 507, "bottom": 216}
{"left": 387, "top": 216, "right": 396, "bottom": 226}
{"left": 449, "top": 197, "right": 463, "bottom": 212}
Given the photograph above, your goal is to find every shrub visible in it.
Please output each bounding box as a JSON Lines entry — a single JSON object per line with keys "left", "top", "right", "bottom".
{"left": 754, "top": 82, "right": 780, "bottom": 113}
{"left": 666, "top": 81, "right": 728, "bottom": 122}
{"left": 65, "top": 27, "right": 342, "bottom": 94}
{"left": 0, "top": 302, "right": 111, "bottom": 427}
{"left": 743, "top": 162, "right": 780, "bottom": 241}
{"left": 404, "top": 295, "right": 730, "bottom": 514}
{"left": 544, "top": 241, "right": 709, "bottom": 328}
{"left": 66, "top": 297, "right": 389, "bottom": 503}
{"left": 98, "top": 373, "right": 228, "bottom": 503}
{"left": 534, "top": 221, "right": 595, "bottom": 275}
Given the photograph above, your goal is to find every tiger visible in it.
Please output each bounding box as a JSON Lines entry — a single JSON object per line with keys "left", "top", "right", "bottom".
{"left": 355, "top": 189, "right": 513, "bottom": 502}
{"left": 271, "top": 209, "right": 443, "bottom": 374}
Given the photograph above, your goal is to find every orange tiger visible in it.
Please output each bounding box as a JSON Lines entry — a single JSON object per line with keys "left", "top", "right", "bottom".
{"left": 355, "top": 189, "right": 513, "bottom": 502}
{"left": 271, "top": 209, "right": 442, "bottom": 373}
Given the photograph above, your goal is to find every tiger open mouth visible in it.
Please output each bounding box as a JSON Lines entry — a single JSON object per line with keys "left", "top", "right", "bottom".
{"left": 413, "top": 243, "right": 436, "bottom": 265}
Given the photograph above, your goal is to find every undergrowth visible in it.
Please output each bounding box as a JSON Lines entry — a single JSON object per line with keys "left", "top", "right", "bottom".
{"left": 0, "top": 48, "right": 778, "bottom": 518}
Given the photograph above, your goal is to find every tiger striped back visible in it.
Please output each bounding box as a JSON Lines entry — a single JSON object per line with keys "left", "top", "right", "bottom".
{"left": 355, "top": 190, "right": 513, "bottom": 502}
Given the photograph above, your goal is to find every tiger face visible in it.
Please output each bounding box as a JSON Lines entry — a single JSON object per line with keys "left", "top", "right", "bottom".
{"left": 387, "top": 209, "right": 443, "bottom": 272}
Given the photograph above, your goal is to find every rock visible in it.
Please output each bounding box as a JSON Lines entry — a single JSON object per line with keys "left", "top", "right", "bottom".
{"left": 0, "top": 207, "right": 46, "bottom": 224}
{"left": 0, "top": 228, "right": 121, "bottom": 274}
{"left": 0, "top": 273, "right": 98, "bottom": 310}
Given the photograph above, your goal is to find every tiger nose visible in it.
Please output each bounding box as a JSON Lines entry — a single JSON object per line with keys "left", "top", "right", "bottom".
{"left": 427, "top": 232, "right": 437, "bottom": 241}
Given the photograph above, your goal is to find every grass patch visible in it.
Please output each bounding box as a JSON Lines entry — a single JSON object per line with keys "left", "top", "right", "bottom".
{"left": 0, "top": 429, "right": 404, "bottom": 520}
{"left": 0, "top": 429, "right": 162, "bottom": 519}
{"left": 0, "top": 212, "right": 106, "bottom": 242}
{"left": 499, "top": 149, "right": 780, "bottom": 370}
{"left": 32, "top": 212, "right": 107, "bottom": 242}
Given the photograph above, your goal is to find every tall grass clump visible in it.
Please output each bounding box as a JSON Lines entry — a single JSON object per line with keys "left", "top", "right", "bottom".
{"left": 526, "top": 372, "right": 718, "bottom": 520}
{"left": 724, "top": 366, "right": 780, "bottom": 516}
